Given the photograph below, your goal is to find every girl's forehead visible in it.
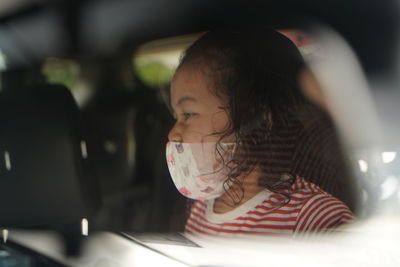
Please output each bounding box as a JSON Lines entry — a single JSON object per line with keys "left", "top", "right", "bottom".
{"left": 172, "top": 65, "right": 209, "bottom": 86}
{"left": 170, "top": 66, "right": 220, "bottom": 105}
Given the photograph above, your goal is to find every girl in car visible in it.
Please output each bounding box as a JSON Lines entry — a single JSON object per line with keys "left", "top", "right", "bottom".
{"left": 166, "top": 27, "right": 355, "bottom": 236}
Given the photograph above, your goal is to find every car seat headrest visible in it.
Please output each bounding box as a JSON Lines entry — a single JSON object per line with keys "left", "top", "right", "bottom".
{"left": 0, "top": 84, "right": 100, "bottom": 228}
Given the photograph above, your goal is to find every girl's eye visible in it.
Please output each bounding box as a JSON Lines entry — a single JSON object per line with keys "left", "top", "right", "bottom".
{"left": 182, "top": 112, "right": 196, "bottom": 120}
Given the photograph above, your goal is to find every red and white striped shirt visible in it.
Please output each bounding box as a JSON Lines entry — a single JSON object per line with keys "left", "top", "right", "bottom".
{"left": 184, "top": 176, "right": 355, "bottom": 237}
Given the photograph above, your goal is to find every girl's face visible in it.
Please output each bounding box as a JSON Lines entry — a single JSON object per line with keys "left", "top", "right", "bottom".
{"left": 168, "top": 66, "right": 232, "bottom": 143}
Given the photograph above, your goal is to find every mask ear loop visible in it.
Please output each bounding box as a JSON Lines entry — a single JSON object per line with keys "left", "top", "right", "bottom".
{"left": 209, "top": 141, "right": 235, "bottom": 175}
{"left": 220, "top": 141, "right": 244, "bottom": 207}
{"left": 221, "top": 139, "right": 245, "bottom": 207}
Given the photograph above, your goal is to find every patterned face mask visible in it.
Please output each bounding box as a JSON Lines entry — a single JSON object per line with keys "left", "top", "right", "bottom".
{"left": 166, "top": 142, "right": 235, "bottom": 201}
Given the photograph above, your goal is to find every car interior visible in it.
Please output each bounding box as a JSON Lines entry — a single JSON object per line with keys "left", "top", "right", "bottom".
{"left": 0, "top": 0, "right": 399, "bottom": 266}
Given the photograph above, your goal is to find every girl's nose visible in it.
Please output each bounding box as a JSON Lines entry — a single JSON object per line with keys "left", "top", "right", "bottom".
{"left": 168, "top": 122, "right": 183, "bottom": 142}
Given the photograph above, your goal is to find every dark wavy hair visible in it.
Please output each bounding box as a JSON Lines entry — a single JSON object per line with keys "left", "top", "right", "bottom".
{"left": 175, "top": 27, "right": 357, "bottom": 210}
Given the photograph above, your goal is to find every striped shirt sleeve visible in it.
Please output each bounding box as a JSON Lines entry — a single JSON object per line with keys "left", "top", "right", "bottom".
{"left": 294, "top": 193, "right": 355, "bottom": 234}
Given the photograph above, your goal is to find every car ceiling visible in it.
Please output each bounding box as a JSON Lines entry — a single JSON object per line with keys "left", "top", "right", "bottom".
{"left": 0, "top": 0, "right": 398, "bottom": 76}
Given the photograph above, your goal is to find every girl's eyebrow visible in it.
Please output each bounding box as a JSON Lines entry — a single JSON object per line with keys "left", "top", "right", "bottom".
{"left": 177, "top": 96, "right": 197, "bottom": 105}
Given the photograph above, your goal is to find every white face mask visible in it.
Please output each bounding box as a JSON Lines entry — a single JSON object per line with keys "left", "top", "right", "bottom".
{"left": 166, "top": 142, "right": 235, "bottom": 200}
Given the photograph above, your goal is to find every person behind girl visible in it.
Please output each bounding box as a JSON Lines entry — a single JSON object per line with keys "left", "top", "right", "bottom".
{"left": 165, "top": 27, "right": 355, "bottom": 236}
